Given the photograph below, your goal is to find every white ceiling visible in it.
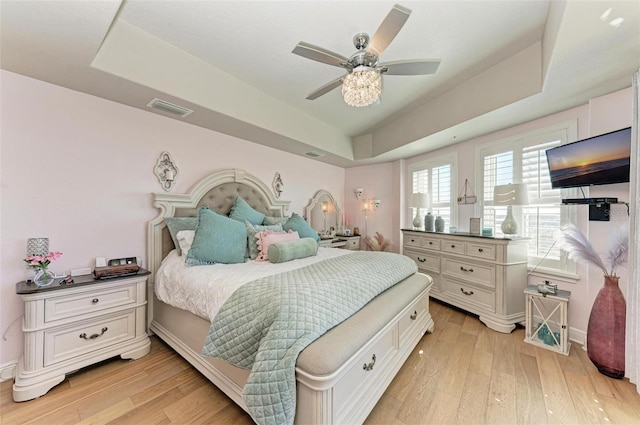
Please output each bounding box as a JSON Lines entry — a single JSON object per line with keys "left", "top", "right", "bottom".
{"left": 2, "top": 1, "right": 639, "bottom": 167}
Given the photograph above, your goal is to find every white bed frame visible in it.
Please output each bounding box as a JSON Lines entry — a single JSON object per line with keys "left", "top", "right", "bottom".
{"left": 147, "top": 169, "right": 434, "bottom": 424}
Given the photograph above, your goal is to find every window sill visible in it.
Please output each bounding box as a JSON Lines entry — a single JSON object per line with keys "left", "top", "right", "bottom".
{"left": 527, "top": 266, "right": 580, "bottom": 284}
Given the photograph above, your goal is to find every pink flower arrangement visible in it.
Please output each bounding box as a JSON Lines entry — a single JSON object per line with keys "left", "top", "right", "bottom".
{"left": 24, "top": 251, "right": 62, "bottom": 270}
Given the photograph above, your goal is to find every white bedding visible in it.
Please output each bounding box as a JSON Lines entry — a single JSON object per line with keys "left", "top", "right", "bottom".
{"left": 155, "top": 247, "right": 353, "bottom": 322}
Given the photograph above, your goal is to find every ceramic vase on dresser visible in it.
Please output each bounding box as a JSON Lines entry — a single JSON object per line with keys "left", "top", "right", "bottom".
{"left": 587, "top": 275, "right": 626, "bottom": 379}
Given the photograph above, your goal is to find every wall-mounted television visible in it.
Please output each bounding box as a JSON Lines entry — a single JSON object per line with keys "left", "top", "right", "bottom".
{"left": 545, "top": 127, "right": 632, "bottom": 189}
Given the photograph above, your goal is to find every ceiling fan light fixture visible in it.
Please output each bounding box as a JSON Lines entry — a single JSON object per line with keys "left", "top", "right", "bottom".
{"left": 342, "top": 66, "right": 382, "bottom": 107}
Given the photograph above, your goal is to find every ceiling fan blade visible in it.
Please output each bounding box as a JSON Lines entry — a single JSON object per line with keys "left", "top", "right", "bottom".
{"left": 367, "top": 4, "right": 411, "bottom": 56}
{"left": 306, "top": 76, "right": 344, "bottom": 100}
{"left": 292, "top": 42, "right": 349, "bottom": 68}
{"left": 380, "top": 59, "right": 441, "bottom": 75}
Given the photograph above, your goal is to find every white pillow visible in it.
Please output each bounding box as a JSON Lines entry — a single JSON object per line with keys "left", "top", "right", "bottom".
{"left": 176, "top": 230, "right": 195, "bottom": 257}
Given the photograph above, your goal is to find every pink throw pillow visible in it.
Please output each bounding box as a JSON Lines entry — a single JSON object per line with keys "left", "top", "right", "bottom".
{"left": 256, "top": 230, "right": 299, "bottom": 261}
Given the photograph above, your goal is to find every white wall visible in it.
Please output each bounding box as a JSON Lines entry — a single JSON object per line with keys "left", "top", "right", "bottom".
{"left": 0, "top": 70, "right": 345, "bottom": 366}
{"left": 345, "top": 87, "right": 633, "bottom": 340}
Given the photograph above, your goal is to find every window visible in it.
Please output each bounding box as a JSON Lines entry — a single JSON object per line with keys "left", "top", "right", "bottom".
{"left": 409, "top": 153, "right": 457, "bottom": 229}
{"left": 478, "top": 121, "right": 578, "bottom": 273}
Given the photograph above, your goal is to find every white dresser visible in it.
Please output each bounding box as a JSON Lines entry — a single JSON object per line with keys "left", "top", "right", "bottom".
{"left": 402, "top": 229, "right": 528, "bottom": 333}
{"left": 13, "top": 271, "right": 151, "bottom": 401}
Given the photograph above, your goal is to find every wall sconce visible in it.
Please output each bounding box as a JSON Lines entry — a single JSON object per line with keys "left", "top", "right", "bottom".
{"left": 354, "top": 188, "right": 364, "bottom": 199}
{"left": 154, "top": 151, "right": 178, "bottom": 192}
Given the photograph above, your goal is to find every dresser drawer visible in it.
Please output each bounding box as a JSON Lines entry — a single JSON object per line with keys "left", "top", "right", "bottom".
{"left": 44, "top": 310, "right": 136, "bottom": 366}
{"left": 404, "top": 234, "right": 440, "bottom": 251}
{"left": 441, "top": 277, "right": 495, "bottom": 313}
{"left": 45, "top": 284, "right": 137, "bottom": 322}
{"left": 442, "top": 239, "right": 465, "bottom": 255}
{"left": 404, "top": 250, "right": 440, "bottom": 273}
{"left": 466, "top": 242, "right": 496, "bottom": 261}
{"left": 441, "top": 257, "right": 496, "bottom": 289}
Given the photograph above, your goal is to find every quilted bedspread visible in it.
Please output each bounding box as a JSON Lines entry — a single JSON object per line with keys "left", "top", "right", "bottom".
{"left": 201, "top": 251, "right": 417, "bottom": 425}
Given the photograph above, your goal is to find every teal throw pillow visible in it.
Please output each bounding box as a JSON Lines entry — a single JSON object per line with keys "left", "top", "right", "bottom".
{"left": 245, "top": 222, "right": 283, "bottom": 260}
{"left": 268, "top": 238, "right": 319, "bottom": 263}
{"left": 283, "top": 213, "right": 320, "bottom": 242}
{"left": 185, "top": 207, "right": 247, "bottom": 265}
{"left": 165, "top": 217, "right": 198, "bottom": 256}
{"left": 229, "top": 196, "right": 265, "bottom": 225}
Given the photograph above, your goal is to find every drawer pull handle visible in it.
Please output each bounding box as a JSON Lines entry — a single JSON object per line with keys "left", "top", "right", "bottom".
{"left": 460, "top": 288, "right": 474, "bottom": 296}
{"left": 451, "top": 244, "right": 456, "bottom": 248}
{"left": 410, "top": 311, "right": 418, "bottom": 320}
{"left": 91, "top": 298, "right": 99, "bottom": 304}
{"left": 79, "top": 327, "right": 108, "bottom": 340}
{"left": 363, "top": 354, "right": 377, "bottom": 371}
{"left": 478, "top": 248, "right": 484, "bottom": 252}
{"left": 411, "top": 239, "right": 416, "bottom": 243}
{"left": 460, "top": 266, "right": 474, "bottom": 272}
{"left": 429, "top": 241, "right": 433, "bottom": 245}
{"left": 417, "top": 257, "right": 426, "bottom": 263}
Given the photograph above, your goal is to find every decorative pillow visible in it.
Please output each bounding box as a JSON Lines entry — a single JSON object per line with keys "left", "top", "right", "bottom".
{"left": 229, "top": 196, "right": 265, "bottom": 225}
{"left": 268, "top": 238, "right": 319, "bottom": 264}
{"left": 262, "top": 216, "right": 290, "bottom": 226}
{"left": 185, "top": 207, "right": 247, "bottom": 265}
{"left": 165, "top": 217, "right": 197, "bottom": 256}
{"left": 256, "top": 230, "right": 299, "bottom": 261}
{"left": 245, "top": 222, "right": 283, "bottom": 260}
{"left": 283, "top": 212, "right": 321, "bottom": 242}
{"left": 176, "top": 230, "right": 195, "bottom": 257}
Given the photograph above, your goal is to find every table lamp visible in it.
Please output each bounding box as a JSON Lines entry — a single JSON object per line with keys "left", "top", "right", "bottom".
{"left": 411, "top": 193, "right": 429, "bottom": 229}
{"left": 493, "top": 183, "right": 529, "bottom": 236}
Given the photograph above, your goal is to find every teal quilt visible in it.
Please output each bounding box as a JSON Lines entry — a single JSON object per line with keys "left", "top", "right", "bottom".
{"left": 201, "top": 251, "right": 417, "bottom": 425}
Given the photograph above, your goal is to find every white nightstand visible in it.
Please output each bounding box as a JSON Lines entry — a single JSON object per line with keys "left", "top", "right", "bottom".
{"left": 319, "top": 236, "right": 360, "bottom": 250}
{"left": 13, "top": 271, "right": 151, "bottom": 401}
{"left": 524, "top": 285, "right": 571, "bottom": 355}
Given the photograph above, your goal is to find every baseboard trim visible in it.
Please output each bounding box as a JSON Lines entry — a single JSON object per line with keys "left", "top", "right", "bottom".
{"left": 569, "top": 327, "right": 586, "bottom": 348}
{"left": 0, "top": 360, "right": 17, "bottom": 382}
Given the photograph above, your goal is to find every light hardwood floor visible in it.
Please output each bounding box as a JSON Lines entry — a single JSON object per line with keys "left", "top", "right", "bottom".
{"left": 2, "top": 299, "right": 640, "bottom": 425}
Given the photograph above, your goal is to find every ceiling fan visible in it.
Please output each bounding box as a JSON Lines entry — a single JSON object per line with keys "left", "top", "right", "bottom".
{"left": 292, "top": 4, "right": 441, "bottom": 107}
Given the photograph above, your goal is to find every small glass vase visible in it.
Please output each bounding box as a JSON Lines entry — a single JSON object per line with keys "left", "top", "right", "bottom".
{"left": 33, "top": 268, "right": 55, "bottom": 287}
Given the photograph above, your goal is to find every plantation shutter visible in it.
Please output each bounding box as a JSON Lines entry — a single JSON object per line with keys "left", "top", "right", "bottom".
{"left": 409, "top": 155, "right": 457, "bottom": 229}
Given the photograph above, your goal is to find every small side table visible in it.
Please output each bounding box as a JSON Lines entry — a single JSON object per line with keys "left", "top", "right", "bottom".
{"left": 524, "top": 285, "right": 571, "bottom": 355}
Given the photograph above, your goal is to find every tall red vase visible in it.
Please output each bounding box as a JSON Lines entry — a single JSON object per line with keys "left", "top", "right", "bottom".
{"left": 587, "top": 275, "right": 626, "bottom": 379}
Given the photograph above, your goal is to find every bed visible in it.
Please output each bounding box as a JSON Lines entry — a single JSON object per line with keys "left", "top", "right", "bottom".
{"left": 147, "top": 168, "right": 434, "bottom": 425}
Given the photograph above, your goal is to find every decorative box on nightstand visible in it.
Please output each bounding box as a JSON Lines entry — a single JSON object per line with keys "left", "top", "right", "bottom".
{"left": 13, "top": 270, "right": 151, "bottom": 401}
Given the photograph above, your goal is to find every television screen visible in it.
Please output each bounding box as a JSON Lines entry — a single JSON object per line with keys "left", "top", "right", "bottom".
{"left": 545, "top": 127, "right": 632, "bottom": 189}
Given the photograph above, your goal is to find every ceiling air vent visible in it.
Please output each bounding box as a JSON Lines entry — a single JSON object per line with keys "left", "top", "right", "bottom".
{"left": 304, "top": 151, "right": 325, "bottom": 158}
{"left": 146, "top": 98, "right": 193, "bottom": 117}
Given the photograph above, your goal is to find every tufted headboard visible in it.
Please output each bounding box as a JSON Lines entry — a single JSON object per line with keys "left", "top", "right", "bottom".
{"left": 147, "top": 169, "right": 290, "bottom": 287}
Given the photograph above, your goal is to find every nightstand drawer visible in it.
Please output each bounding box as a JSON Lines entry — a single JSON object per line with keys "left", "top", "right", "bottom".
{"left": 44, "top": 311, "right": 136, "bottom": 366}
{"left": 342, "top": 238, "right": 360, "bottom": 250}
{"left": 45, "top": 285, "right": 137, "bottom": 322}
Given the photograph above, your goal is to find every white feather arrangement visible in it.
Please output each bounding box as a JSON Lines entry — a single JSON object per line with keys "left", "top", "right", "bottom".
{"left": 556, "top": 224, "right": 628, "bottom": 277}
